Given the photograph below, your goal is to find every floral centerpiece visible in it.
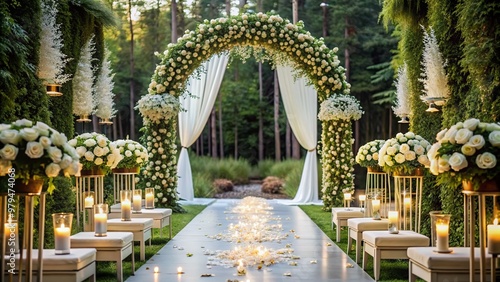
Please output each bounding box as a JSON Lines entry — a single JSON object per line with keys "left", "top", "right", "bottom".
{"left": 427, "top": 118, "right": 500, "bottom": 190}
{"left": 68, "top": 132, "right": 121, "bottom": 175}
{"left": 378, "top": 132, "right": 431, "bottom": 175}
{"left": 136, "top": 94, "right": 181, "bottom": 125}
{"left": 112, "top": 139, "right": 148, "bottom": 173}
{"left": 355, "top": 139, "right": 386, "bottom": 169}
{"left": 0, "top": 119, "right": 80, "bottom": 193}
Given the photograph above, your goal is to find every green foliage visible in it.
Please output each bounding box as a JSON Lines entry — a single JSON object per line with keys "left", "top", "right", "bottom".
{"left": 255, "top": 159, "right": 275, "bottom": 178}
{"left": 269, "top": 159, "right": 303, "bottom": 179}
{"left": 193, "top": 172, "right": 217, "bottom": 198}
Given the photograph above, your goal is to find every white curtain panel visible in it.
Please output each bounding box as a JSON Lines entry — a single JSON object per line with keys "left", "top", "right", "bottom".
{"left": 277, "top": 64, "right": 319, "bottom": 203}
{"left": 177, "top": 54, "right": 229, "bottom": 200}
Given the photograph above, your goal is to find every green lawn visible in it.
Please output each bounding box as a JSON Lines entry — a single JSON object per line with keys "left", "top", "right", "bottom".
{"left": 300, "top": 205, "right": 412, "bottom": 282}
{"left": 94, "top": 205, "right": 206, "bottom": 282}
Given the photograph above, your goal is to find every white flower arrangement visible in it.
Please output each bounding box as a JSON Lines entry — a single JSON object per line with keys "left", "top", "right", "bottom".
{"left": 112, "top": 139, "right": 148, "bottom": 170}
{"left": 73, "top": 35, "right": 96, "bottom": 118}
{"left": 356, "top": 139, "right": 386, "bottom": 168}
{"left": 136, "top": 94, "right": 181, "bottom": 124}
{"left": 37, "top": 0, "right": 71, "bottom": 85}
{"left": 318, "top": 94, "right": 363, "bottom": 121}
{"left": 94, "top": 48, "right": 116, "bottom": 121}
{"left": 0, "top": 119, "right": 80, "bottom": 193}
{"left": 427, "top": 118, "right": 500, "bottom": 189}
{"left": 420, "top": 27, "right": 450, "bottom": 101}
{"left": 68, "top": 132, "right": 121, "bottom": 175}
{"left": 378, "top": 132, "right": 431, "bottom": 174}
{"left": 392, "top": 64, "right": 411, "bottom": 119}
{"left": 148, "top": 12, "right": 349, "bottom": 98}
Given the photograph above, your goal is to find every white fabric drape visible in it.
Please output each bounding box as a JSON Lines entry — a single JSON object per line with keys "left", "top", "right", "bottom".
{"left": 177, "top": 54, "right": 229, "bottom": 200}
{"left": 277, "top": 65, "right": 319, "bottom": 203}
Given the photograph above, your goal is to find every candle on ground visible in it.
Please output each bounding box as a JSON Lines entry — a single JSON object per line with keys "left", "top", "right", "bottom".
{"left": 488, "top": 218, "right": 500, "bottom": 254}
{"left": 177, "top": 266, "right": 184, "bottom": 274}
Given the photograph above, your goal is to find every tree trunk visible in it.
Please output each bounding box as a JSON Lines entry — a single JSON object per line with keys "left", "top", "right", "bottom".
{"left": 171, "top": 0, "right": 178, "bottom": 42}
{"left": 211, "top": 108, "right": 217, "bottom": 158}
{"left": 234, "top": 124, "right": 238, "bottom": 159}
{"left": 218, "top": 97, "right": 224, "bottom": 158}
{"left": 127, "top": 0, "right": 135, "bottom": 140}
{"left": 274, "top": 71, "right": 281, "bottom": 162}
{"left": 286, "top": 123, "right": 291, "bottom": 159}
{"left": 292, "top": 132, "right": 300, "bottom": 159}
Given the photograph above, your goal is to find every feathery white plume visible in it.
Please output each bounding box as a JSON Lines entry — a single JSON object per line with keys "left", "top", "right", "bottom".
{"left": 72, "top": 34, "right": 96, "bottom": 117}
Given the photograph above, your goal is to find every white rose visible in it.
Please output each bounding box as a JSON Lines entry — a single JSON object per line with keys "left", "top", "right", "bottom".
{"left": 489, "top": 131, "right": 500, "bottom": 147}
{"left": 438, "top": 156, "right": 450, "bottom": 173}
{"left": 429, "top": 159, "right": 439, "bottom": 175}
{"left": 387, "top": 146, "right": 398, "bottom": 156}
{"left": 116, "top": 140, "right": 126, "bottom": 147}
{"left": 486, "top": 123, "right": 500, "bottom": 131}
{"left": 45, "top": 163, "right": 61, "bottom": 178}
{"left": 14, "top": 119, "right": 32, "bottom": 127}
{"left": 84, "top": 151, "right": 95, "bottom": 161}
{"left": 0, "top": 144, "right": 18, "bottom": 160}
{"left": 47, "top": 146, "right": 62, "bottom": 163}
{"left": 399, "top": 144, "right": 410, "bottom": 153}
{"left": 442, "top": 125, "right": 459, "bottom": 143}
{"left": 404, "top": 132, "right": 415, "bottom": 139}
{"left": 404, "top": 151, "right": 416, "bottom": 161}
{"left": 63, "top": 161, "right": 80, "bottom": 176}
{"left": 68, "top": 138, "right": 77, "bottom": 147}
{"left": 94, "top": 157, "right": 103, "bottom": 166}
{"left": 436, "top": 128, "right": 447, "bottom": 141}
{"left": 448, "top": 152, "right": 468, "bottom": 171}
{"left": 39, "top": 136, "right": 52, "bottom": 148}
{"left": 468, "top": 135, "right": 486, "bottom": 149}
{"left": 76, "top": 146, "right": 87, "bottom": 157}
{"left": 414, "top": 144, "right": 425, "bottom": 155}
{"left": 372, "top": 152, "right": 379, "bottom": 161}
{"left": 25, "top": 141, "right": 44, "bottom": 158}
{"left": 96, "top": 135, "right": 107, "bottom": 147}
{"left": 19, "top": 128, "right": 39, "bottom": 142}
{"left": 59, "top": 154, "right": 73, "bottom": 169}
{"left": 418, "top": 155, "right": 430, "bottom": 167}
{"left": 463, "top": 118, "right": 480, "bottom": 131}
{"left": 127, "top": 144, "right": 136, "bottom": 151}
{"left": 427, "top": 143, "right": 441, "bottom": 160}
{"left": 394, "top": 153, "right": 406, "bottom": 163}
{"left": 50, "top": 132, "right": 67, "bottom": 147}
{"left": 84, "top": 139, "right": 97, "bottom": 147}
{"left": 454, "top": 128, "right": 473, "bottom": 144}
{"left": 366, "top": 155, "right": 372, "bottom": 161}
{"left": 125, "top": 150, "right": 133, "bottom": 157}
{"left": 0, "top": 129, "right": 21, "bottom": 145}
{"left": 93, "top": 146, "right": 104, "bottom": 157}
{"left": 476, "top": 152, "right": 497, "bottom": 169}
{"left": 461, "top": 143, "right": 476, "bottom": 156}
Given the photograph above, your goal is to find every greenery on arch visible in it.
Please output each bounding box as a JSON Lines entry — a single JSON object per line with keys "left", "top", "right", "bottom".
{"left": 138, "top": 12, "right": 356, "bottom": 210}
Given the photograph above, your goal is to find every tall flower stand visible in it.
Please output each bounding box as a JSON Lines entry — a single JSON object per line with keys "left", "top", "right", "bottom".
{"left": 393, "top": 170, "right": 423, "bottom": 233}
{"left": 76, "top": 169, "right": 105, "bottom": 231}
{"left": 365, "top": 167, "right": 391, "bottom": 218}
{"left": 462, "top": 184, "right": 500, "bottom": 282}
{"left": 1, "top": 180, "right": 46, "bottom": 282}
{"left": 112, "top": 168, "right": 139, "bottom": 204}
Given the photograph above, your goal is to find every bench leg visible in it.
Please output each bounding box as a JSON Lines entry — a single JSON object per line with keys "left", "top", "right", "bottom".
{"left": 347, "top": 231, "right": 352, "bottom": 255}
{"left": 169, "top": 215, "right": 172, "bottom": 239}
{"left": 140, "top": 239, "right": 145, "bottom": 261}
{"left": 362, "top": 244, "right": 368, "bottom": 270}
{"left": 89, "top": 273, "right": 96, "bottom": 282}
{"left": 336, "top": 221, "right": 341, "bottom": 242}
{"left": 374, "top": 248, "right": 381, "bottom": 281}
{"left": 117, "top": 258, "right": 123, "bottom": 282}
{"left": 408, "top": 261, "right": 416, "bottom": 282}
{"left": 355, "top": 232, "right": 362, "bottom": 264}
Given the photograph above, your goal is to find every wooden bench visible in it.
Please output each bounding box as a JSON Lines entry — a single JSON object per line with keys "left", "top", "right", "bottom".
{"left": 107, "top": 218, "right": 153, "bottom": 261}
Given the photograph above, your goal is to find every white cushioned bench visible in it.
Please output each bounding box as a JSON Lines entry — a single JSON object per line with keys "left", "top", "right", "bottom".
{"left": 4, "top": 248, "right": 96, "bottom": 282}
{"left": 107, "top": 218, "right": 153, "bottom": 261}
{"left": 407, "top": 247, "right": 492, "bottom": 282}
{"left": 347, "top": 217, "right": 389, "bottom": 263}
{"left": 109, "top": 204, "right": 172, "bottom": 238}
{"left": 70, "top": 231, "right": 134, "bottom": 282}
{"left": 331, "top": 207, "right": 364, "bottom": 242}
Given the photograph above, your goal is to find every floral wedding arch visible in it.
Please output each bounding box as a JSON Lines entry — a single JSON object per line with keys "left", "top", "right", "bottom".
{"left": 137, "top": 12, "right": 359, "bottom": 210}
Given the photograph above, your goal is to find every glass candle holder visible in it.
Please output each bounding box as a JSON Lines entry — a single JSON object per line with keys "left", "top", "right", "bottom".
{"left": 372, "top": 199, "right": 381, "bottom": 220}
{"left": 145, "top": 188, "right": 155, "bottom": 209}
{"left": 388, "top": 211, "right": 399, "bottom": 234}
{"left": 133, "top": 190, "right": 142, "bottom": 213}
{"left": 52, "top": 213, "right": 73, "bottom": 255}
{"left": 358, "top": 195, "right": 366, "bottom": 211}
{"left": 434, "top": 214, "right": 451, "bottom": 253}
{"left": 83, "top": 191, "right": 95, "bottom": 209}
{"left": 343, "top": 193, "right": 352, "bottom": 209}
{"left": 4, "top": 218, "right": 19, "bottom": 255}
{"left": 121, "top": 190, "right": 132, "bottom": 221}
{"left": 94, "top": 204, "right": 108, "bottom": 237}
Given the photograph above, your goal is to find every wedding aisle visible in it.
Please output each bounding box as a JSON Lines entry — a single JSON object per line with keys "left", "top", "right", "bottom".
{"left": 125, "top": 198, "right": 374, "bottom": 282}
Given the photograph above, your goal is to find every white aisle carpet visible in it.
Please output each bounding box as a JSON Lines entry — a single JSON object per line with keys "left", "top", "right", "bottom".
{"left": 125, "top": 199, "right": 374, "bottom": 282}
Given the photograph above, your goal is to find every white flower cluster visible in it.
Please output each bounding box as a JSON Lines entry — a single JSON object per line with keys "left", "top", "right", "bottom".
{"left": 427, "top": 118, "right": 500, "bottom": 176}
{"left": 378, "top": 132, "right": 431, "bottom": 173}
{"left": 149, "top": 12, "right": 349, "bottom": 98}
{"left": 112, "top": 139, "right": 148, "bottom": 169}
{"left": 420, "top": 27, "right": 450, "bottom": 100}
{"left": 68, "top": 132, "right": 121, "bottom": 173}
{"left": 136, "top": 94, "right": 181, "bottom": 124}
{"left": 0, "top": 119, "right": 80, "bottom": 178}
{"left": 355, "top": 140, "right": 386, "bottom": 168}
{"left": 318, "top": 94, "right": 363, "bottom": 121}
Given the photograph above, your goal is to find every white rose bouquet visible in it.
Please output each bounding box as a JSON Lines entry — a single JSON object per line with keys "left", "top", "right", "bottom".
{"left": 427, "top": 118, "right": 500, "bottom": 189}
{"left": 68, "top": 132, "right": 121, "bottom": 175}
{"left": 318, "top": 94, "right": 363, "bottom": 121}
{"left": 136, "top": 94, "right": 181, "bottom": 124}
{"left": 112, "top": 139, "right": 148, "bottom": 172}
{"left": 378, "top": 132, "right": 431, "bottom": 175}
{"left": 356, "top": 139, "right": 386, "bottom": 168}
{"left": 0, "top": 119, "right": 81, "bottom": 193}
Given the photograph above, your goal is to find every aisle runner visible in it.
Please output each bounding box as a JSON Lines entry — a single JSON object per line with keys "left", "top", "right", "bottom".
{"left": 125, "top": 198, "right": 374, "bottom": 282}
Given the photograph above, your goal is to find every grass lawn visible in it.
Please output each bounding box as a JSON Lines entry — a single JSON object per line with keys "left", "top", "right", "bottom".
{"left": 94, "top": 205, "right": 206, "bottom": 282}
{"left": 300, "top": 205, "right": 411, "bottom": 282}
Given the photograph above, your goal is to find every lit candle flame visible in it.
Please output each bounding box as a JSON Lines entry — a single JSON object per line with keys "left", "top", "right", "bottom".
{"left": 153, "top": 266, "right": 159, "bottom": 273}
{"left": 177, "top": 266, "right": 183, "bottom": 274}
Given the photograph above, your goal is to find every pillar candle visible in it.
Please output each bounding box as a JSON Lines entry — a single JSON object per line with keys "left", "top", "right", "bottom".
{"left": 488, "top": 219, "right": 500, "bottom": 254}
{"left": 84, "top": 196, "right": 94, "bottom": 208}
{"left": 145, "top": 192, "right": 154, "bottom": 208}
{"left": 54, "top": 224, "right": 70, "bottom": 253}
{"left": 133, "top": 194, "right": 142, "bottom": 212}
{"left": 436, "top": 222, "right": 449, "bottom": 252}
{"left": 94, "top": 213, "right": 107, "bottom": 236}
{"left": 372, "top": 199, "right": 380, "bottom": 212}
{"left": 388, "top": 211, "right": 399, "bottom": 225}
{"left": 121, "top": 199, "right": 131, "bottom": 220}
{"left": 343, "top": 193, "right": 352, "bottom": 201}
{"left": 359, "top": 195, "right": 366, "bottom": 202}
